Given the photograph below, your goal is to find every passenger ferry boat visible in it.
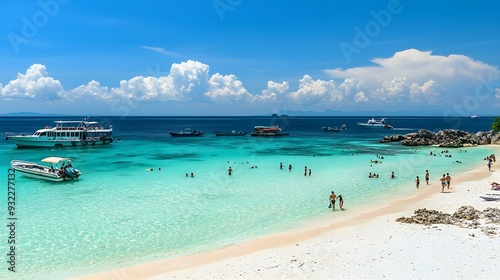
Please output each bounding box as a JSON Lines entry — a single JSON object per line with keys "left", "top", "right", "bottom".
{"left": 7, "top": 118, "right": 113, "bottom": 148}
{"left": 357, "top": 118, "right": 393, "bottom": 129}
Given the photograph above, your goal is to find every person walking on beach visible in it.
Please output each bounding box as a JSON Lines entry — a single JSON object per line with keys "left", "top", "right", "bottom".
{"left": 425, "top": 170, "right": 430, "bottom": 185}
{"left": 415, "top": 176, "right": 420, "bottom": 189}
{"left": 446, "top": 173, "right": 452, "bottom": 189}
{"left": 338, "top": 194, "right": 344, "bottom": 210}
{"left": 329, "top": 191, "right": 337, "bottom": 210}
{"left": 487, "top": 160, "right": 492, "bottom": 171}
{"left": 439, "top": 174, "right": 447, "bottom": 193}
{"left": 228, "top": 167, "right": 233, "bottom": 176}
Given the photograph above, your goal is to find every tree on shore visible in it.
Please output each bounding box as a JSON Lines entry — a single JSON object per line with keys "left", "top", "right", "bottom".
{"left": 492, "top": 117, "right": 500, "bottom": 132}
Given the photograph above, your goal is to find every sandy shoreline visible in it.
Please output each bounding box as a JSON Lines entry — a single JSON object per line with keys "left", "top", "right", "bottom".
{"left": 76, "top": 146, "right": 500, "bottom": 280}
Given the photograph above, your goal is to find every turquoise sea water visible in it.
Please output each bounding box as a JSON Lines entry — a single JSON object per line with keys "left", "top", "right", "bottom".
{"left": 0, "top": 116, "right": 496, "bottom": 279}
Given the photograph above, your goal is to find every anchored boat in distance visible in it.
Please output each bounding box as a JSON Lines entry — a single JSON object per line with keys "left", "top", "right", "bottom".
{"left": 6, "top": 118, "right": 113, "bottom": 148}
{"left": 169, "top": 128, "right": 205, "bottom": 137}
{"left": 251, "top": 125, "right": 289, "bottom": 137}
{"left": 357, "top": 118, "right": 393, "bottom": 129}
{"left": 214, "top": 130, "right": 248, "bottom": 136}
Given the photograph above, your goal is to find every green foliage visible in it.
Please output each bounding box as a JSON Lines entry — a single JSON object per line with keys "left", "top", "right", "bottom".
{"left": 492, "top": 117, "right": 500, "bottom": 132}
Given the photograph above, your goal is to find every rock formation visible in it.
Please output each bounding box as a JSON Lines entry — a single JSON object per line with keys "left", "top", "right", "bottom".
{"left": 380, "top": 129, "right": 500, "bottom": 147}
{"left": 396, "top": 206, "right": 500, "bottom": 237}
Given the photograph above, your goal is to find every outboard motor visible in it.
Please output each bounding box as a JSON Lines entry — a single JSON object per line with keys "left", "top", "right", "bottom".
{"left": 65, "top": 167, "right": 76, "bottom": 179}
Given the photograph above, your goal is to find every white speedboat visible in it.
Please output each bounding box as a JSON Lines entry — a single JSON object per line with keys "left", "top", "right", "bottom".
{"left": 11, "top": 157, "right": 81, "bottom": 182}
{"left": 479, "top": 193, "right": 500, "bottom": 201}
{"left": 357, "top": 118, "right": 393, "bottom": 129}
{"left": 6, "top": 118, "right": 113, "bottom": 148}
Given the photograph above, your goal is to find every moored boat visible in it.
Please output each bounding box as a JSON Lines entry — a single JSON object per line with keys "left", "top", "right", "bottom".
{"left": 357, "top": 118, "right": 393, "bottom": 129}
{"left": 169, "top": 128, "right": 205, "bottom": 137}
{"left": 214, "top": 130, "right": 248, "bottom": 136}
{"left": 11, "top": 157, "right": 81, "bottom": 182}
{"left": 322, "top": 126, "right": 341, "bottom": 132}
{"left": 251, "top": 125, "right": 289, "bottom": 137}
{"left": 7, "top": 118, "right": 113, "bottom": 148}
{"left": 322, "top": 124, "right": 346, "bottom": 132}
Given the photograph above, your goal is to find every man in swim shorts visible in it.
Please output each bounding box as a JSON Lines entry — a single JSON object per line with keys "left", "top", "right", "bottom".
{"left": 439, "top": 174, "right": 447, "bottom": 193}
{"left": 329, "top": 191, "right": 337, "bottom": 211}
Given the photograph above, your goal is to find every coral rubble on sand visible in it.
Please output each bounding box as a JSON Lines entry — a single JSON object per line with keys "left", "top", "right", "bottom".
{"left": 396, "top": 206, "right": 500, "bottom": 237}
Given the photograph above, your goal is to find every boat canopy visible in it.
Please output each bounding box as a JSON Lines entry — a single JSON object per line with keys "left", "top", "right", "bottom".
{"left": 54, "top": 120, "right": 98, "bottom": 124}
{"left": 41, "top": 157, "right": 73, "bottom": 164}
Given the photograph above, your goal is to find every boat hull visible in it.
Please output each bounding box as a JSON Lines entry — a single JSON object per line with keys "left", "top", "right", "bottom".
{"left": 14, "top": 168, "right": 64, "bottom": 182}
{"left": 9, "top": 136, "right": 114, "bottom": 148}
{"left": 214, "top": 132, "right": 248, "bottom": 136}
{"left": 479, "top": 194, "right": 500, "bottom": 201}
{"left": 169, "top": 133, "right": 204, "bottom": 137}
{"left": 250, "top": 133, "right": 290, "bottom": 137}
{"left": 357, "top": 124, "right": 393, "bottom": 129}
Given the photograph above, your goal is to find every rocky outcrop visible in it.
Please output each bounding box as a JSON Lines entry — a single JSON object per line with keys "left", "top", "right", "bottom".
{"left": 396, "top": 206, "right": 500, "bottom": 237}
{"left": 380, "top": 129, "right": 500, "bottom": 147}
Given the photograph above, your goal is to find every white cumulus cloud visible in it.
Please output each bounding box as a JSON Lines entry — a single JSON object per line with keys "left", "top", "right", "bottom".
{"left": 289, "top": 75, "right": 343, "bottom": 105}
{"left": 206, "top": 73, "right": 252, "bottom": 102}
{"left": 259, "top": 81, "right": 290, "bottom": 102}
{"left": 324, "top": 49, "right": 500, "bottom": 111}
{"left": 0, "top": 64, "right": 63, "bottom": 100}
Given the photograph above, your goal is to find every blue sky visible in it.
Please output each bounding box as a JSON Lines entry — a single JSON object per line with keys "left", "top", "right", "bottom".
{"left": 1, "top": 0, "right": 499, "bottom": 116}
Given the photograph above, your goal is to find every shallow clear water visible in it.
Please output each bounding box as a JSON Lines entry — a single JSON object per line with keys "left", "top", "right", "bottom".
{"left": 0, "top": 116, "right": 495, "bottom": 279}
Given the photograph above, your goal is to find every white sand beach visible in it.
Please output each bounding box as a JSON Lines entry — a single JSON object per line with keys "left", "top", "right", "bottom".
{"left": 78, "top": 147, "right": 500, "bottom": 280}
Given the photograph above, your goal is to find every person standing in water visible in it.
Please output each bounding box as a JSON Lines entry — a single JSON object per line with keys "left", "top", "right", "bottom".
{"left": 338, "top": 194, "right": 344, "bottom": 210}
{"left": 228, "top": 167, "right": 233, "bottom": 176}
{"left": 329, "top": 191, "right": 337, "bottom": 211}
{"left": 425, "top": 170, "right": 430, "bottom": 185}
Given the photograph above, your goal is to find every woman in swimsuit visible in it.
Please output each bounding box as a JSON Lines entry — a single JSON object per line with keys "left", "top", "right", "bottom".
{"left": 338, "top": 194, "right": 344, "bottom": 210}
